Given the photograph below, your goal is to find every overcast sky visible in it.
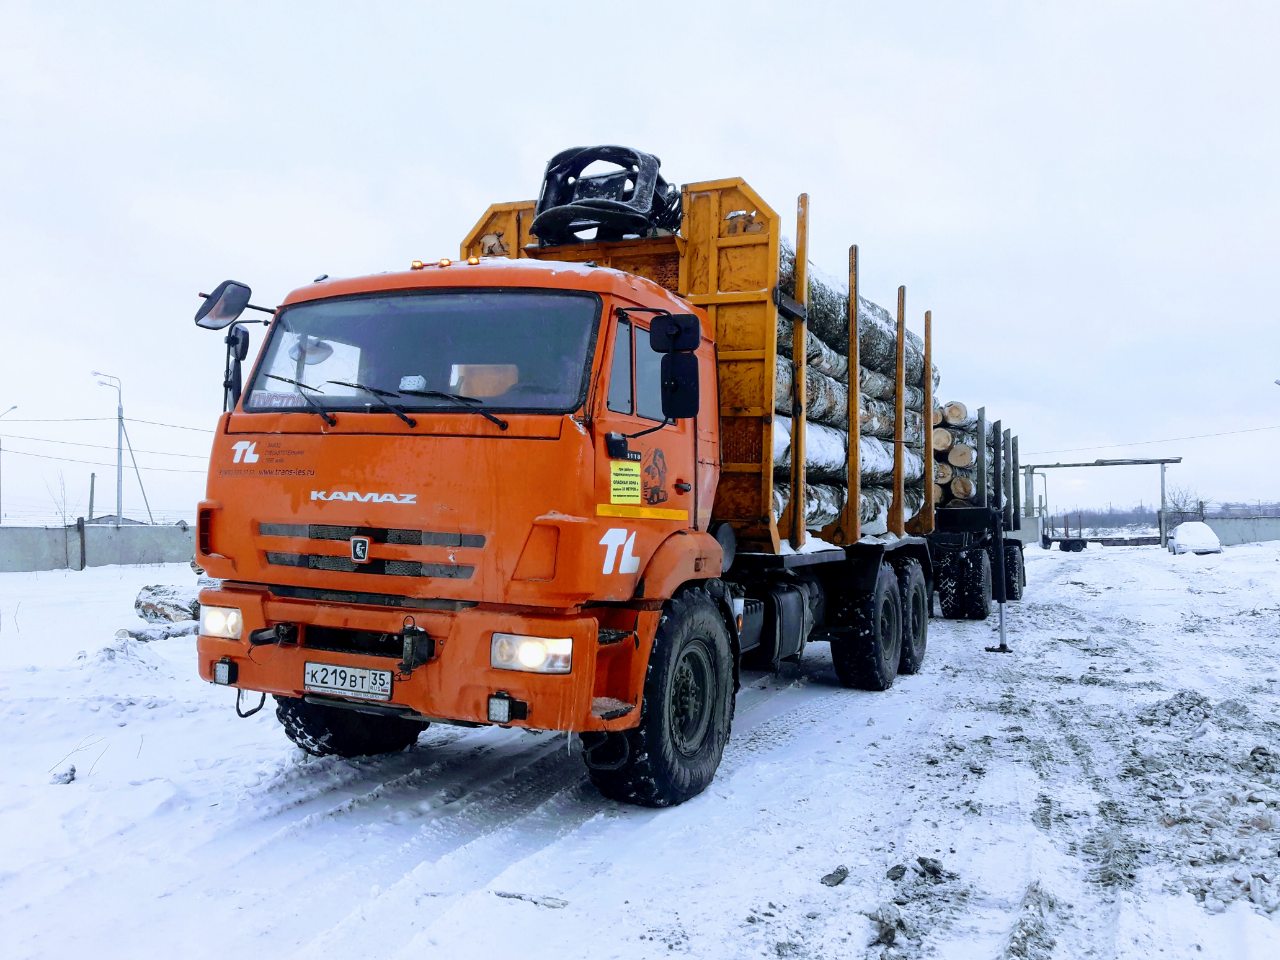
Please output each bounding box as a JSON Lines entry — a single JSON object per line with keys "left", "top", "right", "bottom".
{"left": 1, "top": 0, "right": 1277, "bottom": 524}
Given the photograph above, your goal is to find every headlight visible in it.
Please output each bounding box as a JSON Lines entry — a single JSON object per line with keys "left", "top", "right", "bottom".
{"left": 200, "top": 605, "right": 244, "bottom": 640}
{"left": 491, "top": 633, "right": 572, "bottom": 674}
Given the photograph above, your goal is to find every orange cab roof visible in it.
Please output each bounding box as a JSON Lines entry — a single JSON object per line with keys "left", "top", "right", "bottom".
{"left": 280, "top": 256, "right": 690, "bottom": 312}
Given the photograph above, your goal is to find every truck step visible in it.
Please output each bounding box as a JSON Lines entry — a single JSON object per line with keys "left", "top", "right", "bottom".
{"left": 591, "top": 697, "right": 636, "bottom": 721}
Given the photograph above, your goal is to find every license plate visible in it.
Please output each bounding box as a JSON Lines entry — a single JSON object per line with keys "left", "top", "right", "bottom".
{"left": 303, "top": 662, "right": 393, "bottom": 702}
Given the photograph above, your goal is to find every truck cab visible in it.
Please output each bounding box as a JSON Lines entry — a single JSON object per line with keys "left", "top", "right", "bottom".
{"left": 197, "top": 258, "right": 721, "bottom": 738}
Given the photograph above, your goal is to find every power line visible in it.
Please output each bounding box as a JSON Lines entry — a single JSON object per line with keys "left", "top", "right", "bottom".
{"left": 0, "top": 432, "right": 207, "bottom": 459}
{"left": 0, "top": 416, "right": 214, "bottom": 433}
{"left": 1, "top": 447, "right": 206, "bottom": 474}
{"left": 1024, "top": 423, "right": 1280, "bottom": 456}
{"left": 126, "top": 418, "right": 214, "bottom": 433}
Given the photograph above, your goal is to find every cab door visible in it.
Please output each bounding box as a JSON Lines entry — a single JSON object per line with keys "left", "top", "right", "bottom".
{"left": 591, "top": 307, "right": 697, "bottom": 596}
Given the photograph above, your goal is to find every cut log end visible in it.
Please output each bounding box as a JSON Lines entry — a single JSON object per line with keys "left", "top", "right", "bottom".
{"left": 942, "top": 400, "right": 969, "bottom": 425}
{"left": 932, "top": 427, "right": 954, "bottom": 453}
{"left": 947, "top": 443, "right": 976, "bottom": 468}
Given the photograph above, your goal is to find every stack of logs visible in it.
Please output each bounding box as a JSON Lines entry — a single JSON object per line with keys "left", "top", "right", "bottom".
{"left": 770, "top": 243, "right": 937, "bottom": 536}
{"left": 932, "top": 400, "right": 996, "bottom": 507}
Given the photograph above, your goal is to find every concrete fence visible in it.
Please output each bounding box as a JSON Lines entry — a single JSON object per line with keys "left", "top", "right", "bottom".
{"left": 1205, "top": 517, "right": 1280, "bottom": 547}
{"left": 0, "top": 521, "right": 195, "bottom": 573}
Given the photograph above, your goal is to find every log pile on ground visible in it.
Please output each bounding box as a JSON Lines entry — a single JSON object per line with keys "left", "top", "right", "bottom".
{"left": 770, "top": 242, "right": 933, "bottom": 536}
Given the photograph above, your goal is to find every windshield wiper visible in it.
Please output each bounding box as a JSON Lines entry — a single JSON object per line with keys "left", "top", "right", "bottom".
{"left": 399, "top": 389, "right": 509, "bottom": 431}
{"left": 326, "top": 380, "right": 417, "bottom": 428}
{"left": 263, "top": 374, "right": 337, "bottom": 425}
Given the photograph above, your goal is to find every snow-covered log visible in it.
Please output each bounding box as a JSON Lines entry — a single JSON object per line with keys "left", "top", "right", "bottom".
{"left": 773, "top": 482, "right": 924, "bottom": 536}
{"left": 772, "top": 416, "right": 924, "bottom": 485}
{"left": 774, "top": 361, "right": 923, "bottom": 440}
{"left": 778, "top": 242, "right": 938, "bottom": 386}
{"left": 941, "top": 400, "right": 968, "bottom": 425}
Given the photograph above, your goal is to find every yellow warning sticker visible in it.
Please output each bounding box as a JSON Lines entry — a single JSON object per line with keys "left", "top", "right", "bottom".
{"left": 610, "top": 461, "right": 642, "bottom": 504}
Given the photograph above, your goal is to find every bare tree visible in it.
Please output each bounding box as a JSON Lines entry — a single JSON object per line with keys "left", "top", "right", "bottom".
{"left": 1164, "top": 485, "right": 1205, "bottom": 525}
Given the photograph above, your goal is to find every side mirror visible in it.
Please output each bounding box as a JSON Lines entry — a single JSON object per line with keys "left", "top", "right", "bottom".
{"left": 227, "top": 325, "right": 249, "bottom": 361}
{"left": 660, "top": 352, "right": 699, "bottom": 420}
{"left": 196, "top": 280, "right": 252, "bottom": 330}
{"left": 649, "top": 313, "right": 700, "bottom": 353}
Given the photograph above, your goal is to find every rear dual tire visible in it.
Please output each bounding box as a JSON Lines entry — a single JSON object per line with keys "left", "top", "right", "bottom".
{"left": 938, "top": 549, "right": 991, "bottom": 620}
{"left": 832, "top": 561, "right": 902, "bottom": 690}
{"left": 896, "top": 559, "right": 929, "bottom": 675}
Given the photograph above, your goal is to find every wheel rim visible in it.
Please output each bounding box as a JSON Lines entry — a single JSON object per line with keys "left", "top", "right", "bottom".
{"left": 910, "top": 589, "right": 926, "bottom": 643}
{"left": 879, "top": 599, "right": 899, "bottom": 657}
{"left": 669, "top": 640, "right": 714, "bottom": 756}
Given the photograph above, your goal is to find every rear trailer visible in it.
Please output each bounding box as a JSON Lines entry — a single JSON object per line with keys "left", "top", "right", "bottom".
{"left": 929, "top": 409, "right": 1026, "bottom": 619}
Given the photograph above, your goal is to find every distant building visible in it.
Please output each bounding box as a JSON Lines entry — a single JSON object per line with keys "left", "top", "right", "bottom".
{"left": 86, "top": 515, "right": 147, "bottom": 526}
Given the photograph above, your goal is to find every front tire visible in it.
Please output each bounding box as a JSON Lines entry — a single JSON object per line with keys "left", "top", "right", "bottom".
{"left": 832, "top": 561, "right": 902, "bottom": 690}
{"left": 585, "top": 588, "right": 733, "bottom": 807}
{"left": 275, "top": 696, "right": 424, "bottom": 758}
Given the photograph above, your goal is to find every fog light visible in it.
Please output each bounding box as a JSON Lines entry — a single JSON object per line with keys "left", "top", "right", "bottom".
{"left": 491, "top": 633, "right": 571, "bottom": 674}
{"left": 487, "top": 693, "right": 528, "bottom": 724}
{"left": 200, "top": 605, "right": 244, "bottom": 639}
{"left": 213, "top": 658, "right": 238, "bottom": 685}
{"left": 488, "top": 695, "right": 510, "bottom": 723}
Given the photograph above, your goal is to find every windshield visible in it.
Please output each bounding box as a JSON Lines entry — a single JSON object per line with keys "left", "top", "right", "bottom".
{"left": 245, "top": 289, "right": 600, "bottom": 414}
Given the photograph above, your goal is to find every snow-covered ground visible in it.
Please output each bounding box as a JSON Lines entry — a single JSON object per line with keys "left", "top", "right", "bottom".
{"left": 2, "top": 546, "right": 1279, "bottom": 959}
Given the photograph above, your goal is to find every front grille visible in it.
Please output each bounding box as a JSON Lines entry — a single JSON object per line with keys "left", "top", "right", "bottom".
{"left": 259, "top": 522, "right": 484, "bottom": 549}
{"left": 304, "top": 625, "right": 403, "bottom": 659}
{"left": 268, "top": 584, "right": 474, "bottom": 611}
{"left": 265, "top": 552, "right": 474, "bottom": 579}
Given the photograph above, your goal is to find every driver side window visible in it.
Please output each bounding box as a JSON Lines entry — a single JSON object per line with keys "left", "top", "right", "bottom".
{"left": 606, "top": 318, "right": 664, "bottom": 422}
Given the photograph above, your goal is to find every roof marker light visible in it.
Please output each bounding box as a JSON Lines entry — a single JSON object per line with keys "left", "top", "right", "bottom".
{"left": 410, "top": 260, "right": 425, "bottom": 270}
{"left": 438, "top": 258, "right": 452, "bottom": 268}
{"left": 467, "top": 256, "right": 480, "bottom": 265}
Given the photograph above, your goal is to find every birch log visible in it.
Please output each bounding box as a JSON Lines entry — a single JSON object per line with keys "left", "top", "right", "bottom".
{"left": 774, "top": 361, "right": 923, "bottom": 440}
{"left": 778, "top": 242, "right": 939, "bottom": 386}
{"left": 772, "top": 416, "right": 924, "bottom": 485}
{"left": 774, "top": 354, "right": 927, "bottom": 413}
{"left": 948, "top": 443, "right": 977, "bottom": 468}
{"left": 773, "top": 482, "right": 925, "bottom": 537}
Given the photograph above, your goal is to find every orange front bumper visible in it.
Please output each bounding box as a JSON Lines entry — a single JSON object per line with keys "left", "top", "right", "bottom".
{"left": 196, "top": 586, "right": 654, "bottom": 733}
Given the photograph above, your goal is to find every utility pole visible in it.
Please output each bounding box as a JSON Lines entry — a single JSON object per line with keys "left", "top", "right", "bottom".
{"left": 88, "top": 472, "right": 96, "bottom": 523}
{"left": 93, "top": 372, "right": 123, "bottom": 527}
{"left": 1159, "top": 461, "right": 1168, "bottom": 549}
{"left": 0, "top": 404, "right": 16, "bottom": 525}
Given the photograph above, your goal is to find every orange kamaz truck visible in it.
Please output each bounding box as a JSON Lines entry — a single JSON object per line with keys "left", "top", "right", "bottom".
{"left": 193, "top": 147, "right": 937, "bottom": 806}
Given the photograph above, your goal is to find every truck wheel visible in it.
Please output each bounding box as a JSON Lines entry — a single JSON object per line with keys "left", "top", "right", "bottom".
{"left": 832, "top": 561, "right": 902, "bottom": 690}
{"left": 963, "top": 550, "right": 992, "bottom": 620}
{"left": 585, "top": 588, "right": 733, "bottom": 807}
{"left": 896, "top": 559, "right": 929, "bottom": 675}
{"left": 1003, "top": 544, "right": 1024, "bottom": 601}
{"left": 275, "top": 696, "right": 424, "bottom": 758}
